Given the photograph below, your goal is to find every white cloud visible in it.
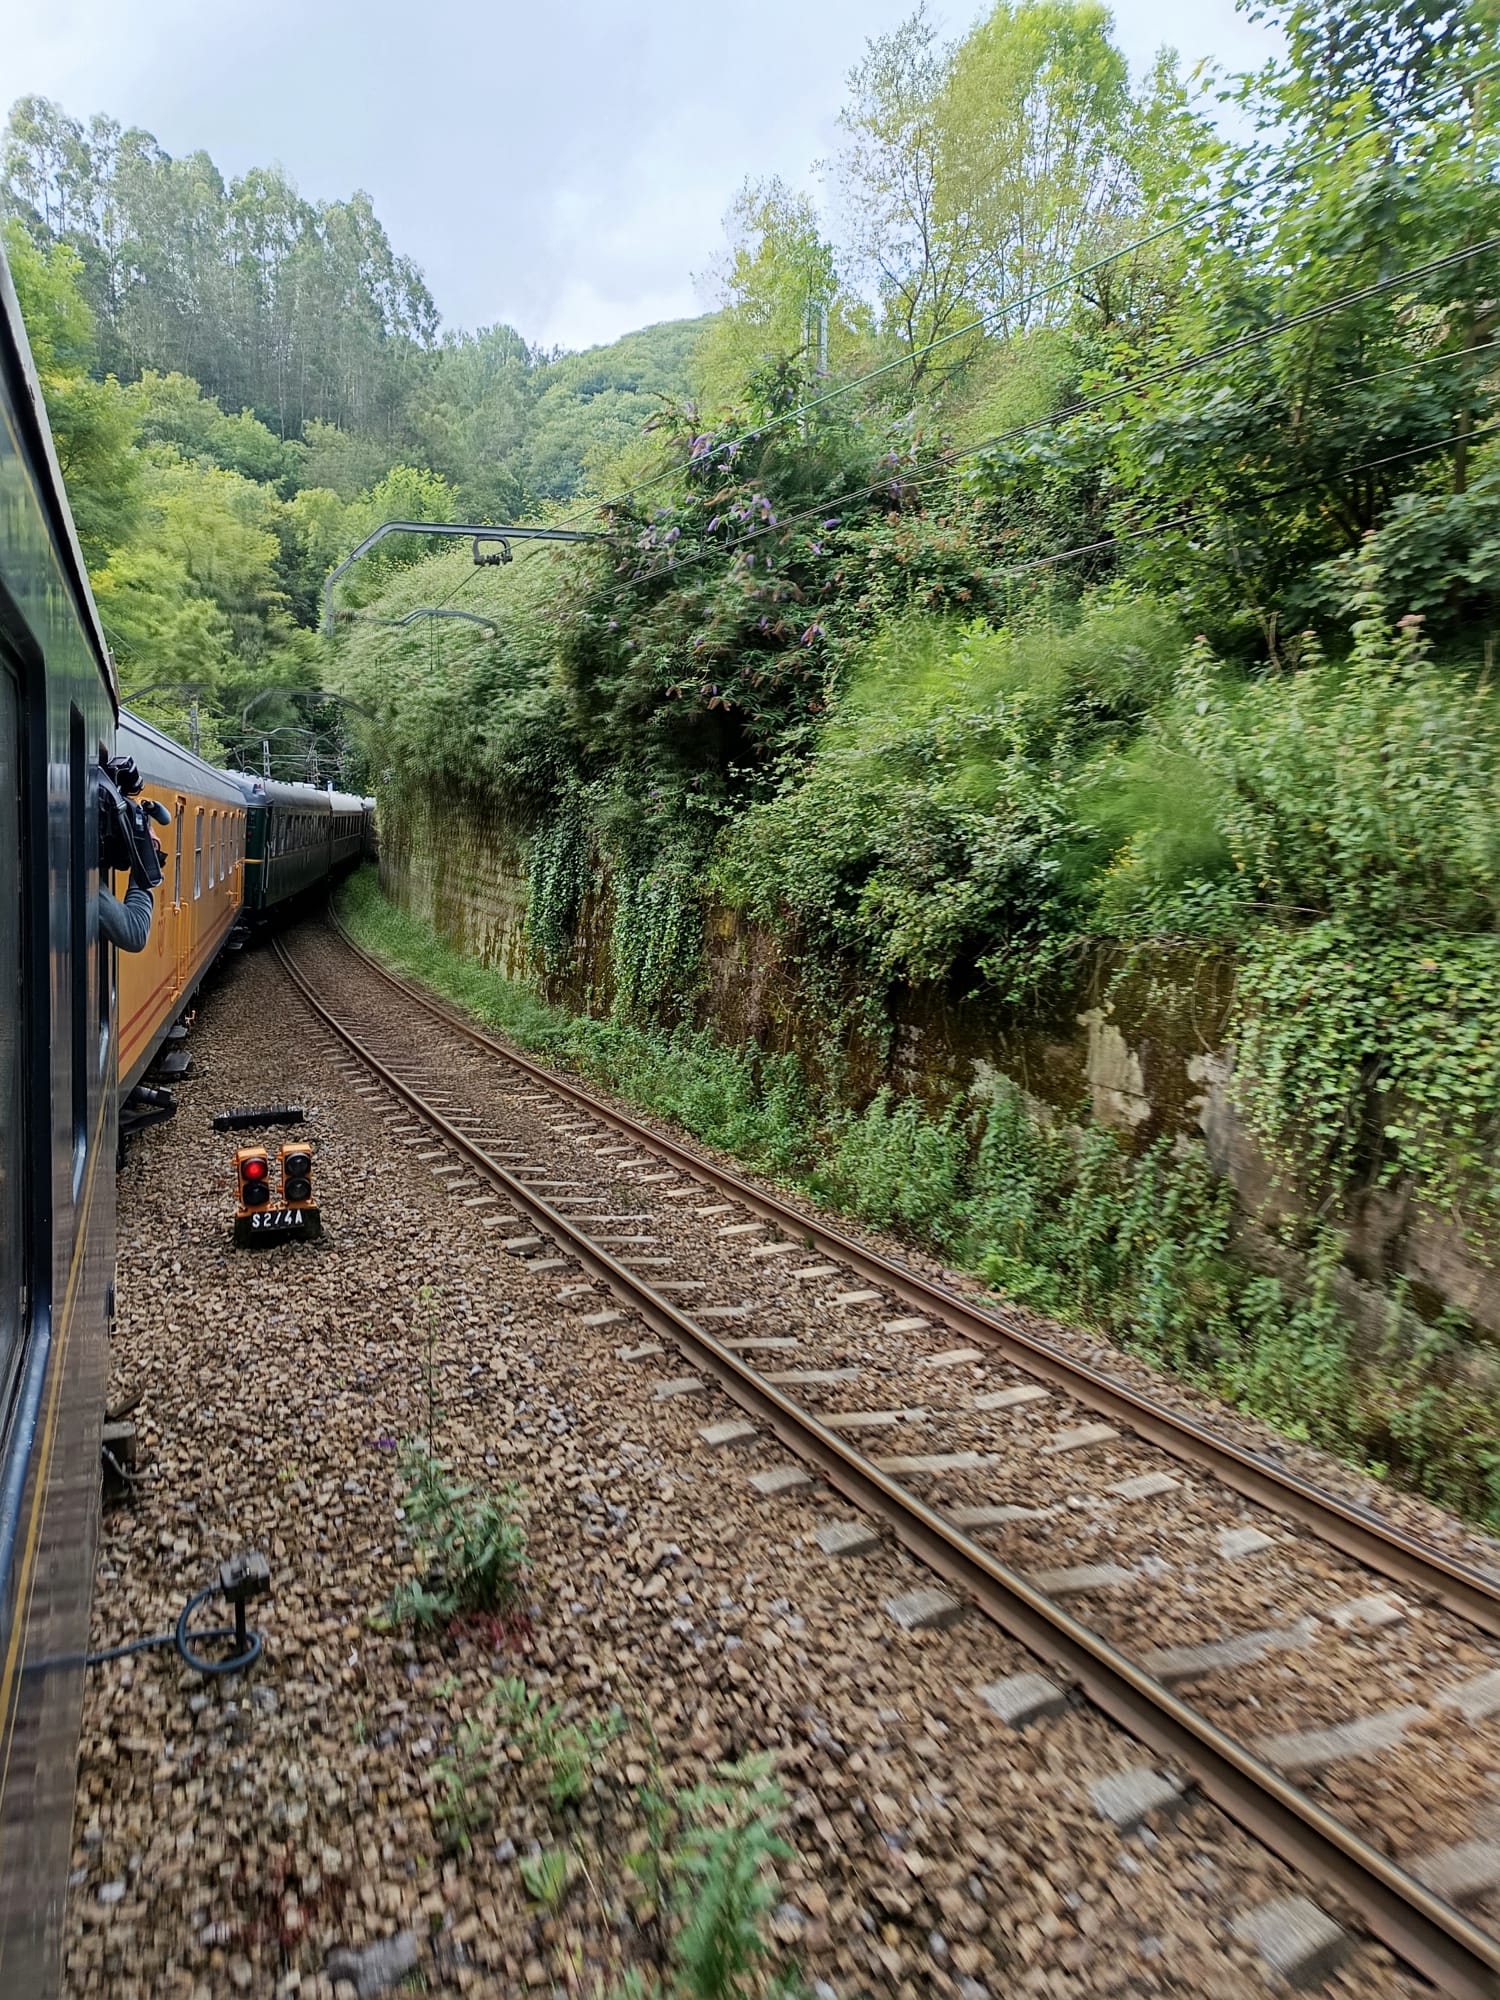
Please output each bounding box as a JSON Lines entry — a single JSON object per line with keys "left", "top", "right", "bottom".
{"left": 4, "top": 0, "right": 1279, "bottom": 351}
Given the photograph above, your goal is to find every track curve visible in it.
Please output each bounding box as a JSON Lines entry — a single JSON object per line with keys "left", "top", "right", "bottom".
{"left": 274, "top": 916, "right": 1500, "bottom": 1997}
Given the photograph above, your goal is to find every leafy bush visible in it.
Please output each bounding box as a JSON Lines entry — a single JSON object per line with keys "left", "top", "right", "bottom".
{"left": 385, "top": 1442, "right": 529, "bottom": 1631}
{"left": 1168, "top": 563, "right": 1500, "bottom": 1228}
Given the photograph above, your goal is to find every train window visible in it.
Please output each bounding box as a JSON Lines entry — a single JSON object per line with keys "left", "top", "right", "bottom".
{"left": 0, "top": 659, "right": 24, "bottom": 1410}
{"left": 173, "top": 803, "right": 183, "bottom": 905}
{"left": 193, "top": 808, "right": 203, "bottom": 898}
{"left": 219, "top": 812, "right": 226, "bottom": 880}
{"left": 68, "top": 707, "right": 87, "bottom": 1185}
{"left": 207, "top": 811, "right": 215, "bottom": 889}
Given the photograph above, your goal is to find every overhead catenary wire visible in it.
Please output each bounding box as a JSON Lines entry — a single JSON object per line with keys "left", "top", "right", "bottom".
{"left": 551, "top": 55, "right": 1500, "bottom": 536}
{"left": 597, "top": 236, "right": 1500, "bottom": 602}
{"left": 969, "top": 419, "right": 1500, "bottom": 592}
{"left": 379, "top": 64, "right": 1500, "bottom": 650}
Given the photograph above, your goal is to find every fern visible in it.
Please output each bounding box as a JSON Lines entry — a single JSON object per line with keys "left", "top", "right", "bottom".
{"left": 670, "top": 1755, "right": 791, "bottom": 2000}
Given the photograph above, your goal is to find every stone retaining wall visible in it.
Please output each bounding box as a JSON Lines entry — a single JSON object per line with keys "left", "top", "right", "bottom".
{"left": 379, "top": 786, "right": 1500, "bottom": 1348}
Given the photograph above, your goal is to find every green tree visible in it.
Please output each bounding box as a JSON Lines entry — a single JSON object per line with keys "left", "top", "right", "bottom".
{"left": 1064, "top": 0, "right": 1500, "bottom": 647}
{"left": 4, "top": 97, "right": 439, "bottom": 437}
{"left": 696, "top": 179, "right": 868, "bottom": 407}
{"left": 94, "top": 542, "right": 235, "bottom": 686}
{"left": 834, "top": 1, "right": 1137, "bottom": 385}
{"left": 2, "top": 216, "right": 139, "bottom": 564}
{"left": 939, "top": 0, "right": 1134, "bottom": 329}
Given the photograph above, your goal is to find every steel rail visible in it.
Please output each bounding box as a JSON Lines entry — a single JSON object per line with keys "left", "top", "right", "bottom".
{"left": 325, "top": 910, "right": 1500, "bottom": 1641}
{"left": 280, "top": 929, "right": 1500, "bottom": 1998}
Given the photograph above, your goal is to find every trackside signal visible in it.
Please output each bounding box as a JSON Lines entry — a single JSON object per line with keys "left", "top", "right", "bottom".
{"left": 232, "top": 1139, "right": 322, "bottom": 1247}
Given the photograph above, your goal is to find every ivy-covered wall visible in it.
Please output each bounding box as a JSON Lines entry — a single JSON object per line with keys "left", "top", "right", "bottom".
{"left": 378, "top": 779, "right": 1500, "bottom": 1347}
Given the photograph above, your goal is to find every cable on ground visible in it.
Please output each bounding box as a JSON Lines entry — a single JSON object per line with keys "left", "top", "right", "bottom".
{"left": 87, "top": 1556, "right": 270, "bottom": 1676}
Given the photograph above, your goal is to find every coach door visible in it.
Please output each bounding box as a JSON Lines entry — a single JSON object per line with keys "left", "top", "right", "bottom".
{"left": 171, "top": 797, "right": 188, "bottom": 1000}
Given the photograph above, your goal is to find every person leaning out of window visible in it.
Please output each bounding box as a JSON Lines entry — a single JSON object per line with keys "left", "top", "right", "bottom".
{"left": 97, "top": 752, "right": 170, "bottom": 953}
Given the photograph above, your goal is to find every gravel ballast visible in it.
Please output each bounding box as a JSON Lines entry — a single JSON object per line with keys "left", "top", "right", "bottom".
{"left": 63, "top": 929, "right": 1428, "bottom": 1998}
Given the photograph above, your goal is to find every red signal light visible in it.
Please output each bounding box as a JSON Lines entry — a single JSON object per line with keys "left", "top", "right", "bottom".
{"left": 234, "top": 1146, "right": 272, "bottom": 1209}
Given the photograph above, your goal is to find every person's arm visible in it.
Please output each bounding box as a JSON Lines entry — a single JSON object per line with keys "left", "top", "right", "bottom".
{"left": 98, "top": 879, "right": 153, "bottom": 953}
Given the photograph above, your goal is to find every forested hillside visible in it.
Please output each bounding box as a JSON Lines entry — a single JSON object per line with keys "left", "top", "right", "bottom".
{"left": 1, "top": 99, "right": 704, "bottom": 765}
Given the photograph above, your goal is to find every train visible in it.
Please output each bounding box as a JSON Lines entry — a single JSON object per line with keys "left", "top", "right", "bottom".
{"left": 0, "top": 239, "right": 371, "bottom": 1991}
{"left": 113, "top": 733, "right": 373, "bottom": 1098}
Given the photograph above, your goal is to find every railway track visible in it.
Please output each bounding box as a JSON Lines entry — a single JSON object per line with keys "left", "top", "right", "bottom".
{"left": 277, "top": 915, "right": 1500, "bottom": 1996}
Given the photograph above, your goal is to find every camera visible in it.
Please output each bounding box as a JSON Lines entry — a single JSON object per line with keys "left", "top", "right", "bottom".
{"left": 98, "top": 755, "right": 168, "bottom": 890}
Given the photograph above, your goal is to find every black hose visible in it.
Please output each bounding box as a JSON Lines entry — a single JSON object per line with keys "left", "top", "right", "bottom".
{"left": 87, "top": 1582, "right": 264, "bottom": 1675}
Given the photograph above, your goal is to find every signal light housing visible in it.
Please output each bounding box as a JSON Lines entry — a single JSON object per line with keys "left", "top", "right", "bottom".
{"left": 280, "top": 1143, "right": 315, "bottom": 1206}
{"left": 235, "top": 1147, "right": 272, "bottom": 1208}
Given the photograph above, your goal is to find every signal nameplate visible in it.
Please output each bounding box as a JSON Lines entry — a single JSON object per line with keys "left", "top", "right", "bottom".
{"left": 235, "top": 1206, "right": 323, "bottom": 1248}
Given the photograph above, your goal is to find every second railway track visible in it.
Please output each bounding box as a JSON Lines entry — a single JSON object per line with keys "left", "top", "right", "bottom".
{"left": 277, "top": 913, "right": 1500, "bottom": 1996}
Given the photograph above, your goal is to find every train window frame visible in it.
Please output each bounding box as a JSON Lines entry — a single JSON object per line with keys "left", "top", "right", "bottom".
{"left": 207, "top": 810, "right": 215, "bottom": 890}
{"left": 173, "top": 803, "right": 183, "bottom": 906}
{"left": 193, "top": 807, "right": 203, "bottom": 899}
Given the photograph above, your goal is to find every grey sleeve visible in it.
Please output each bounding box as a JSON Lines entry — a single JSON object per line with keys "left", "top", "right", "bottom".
{"left": 99, "top": 879, "right": 154, "bottom": 953}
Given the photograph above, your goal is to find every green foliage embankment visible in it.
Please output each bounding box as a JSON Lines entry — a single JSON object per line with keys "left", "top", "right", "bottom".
{"left": 340, "top": 867, "right": 1500, "bottom": 1525}
{"left": 331, "top": 0, "right": 1500, "bottom": 1522}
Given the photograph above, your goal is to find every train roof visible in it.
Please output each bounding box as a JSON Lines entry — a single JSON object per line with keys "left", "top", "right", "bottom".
{"left": 257, "top": 780, "right": 334, "bottom": 811}
{"left": 223, "top": 773, "right": 371, "bottom": 813}
{"left": 119, "top": 709, "right": 247, "bottom": 806}
{"left": 0, "top": 242, "right": 117, "bottom": 705}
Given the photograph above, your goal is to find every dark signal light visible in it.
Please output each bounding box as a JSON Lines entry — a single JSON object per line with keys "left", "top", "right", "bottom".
{"left": 280, "top": 1142, "right": 315, "bottom": 1206}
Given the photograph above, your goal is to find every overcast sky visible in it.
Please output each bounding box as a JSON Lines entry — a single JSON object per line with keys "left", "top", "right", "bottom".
{"left": 5, "top": 0, "right": 1278, "bottom": 353}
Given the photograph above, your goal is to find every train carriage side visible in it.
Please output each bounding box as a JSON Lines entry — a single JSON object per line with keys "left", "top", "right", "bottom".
{"left": 235, "top": 781, "right": 366, "bottom": 916}
{"left": 328, "top": 789, "right": 365, "bottom": 875}
{"left": 115, "top": 712, "right": 246, "bottom": 1091}
{"left": 0, "top": 241, "right": 116, "bottom": 1995}
{"left": 260, "top": 781, "right": 331, "bottom": 909}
